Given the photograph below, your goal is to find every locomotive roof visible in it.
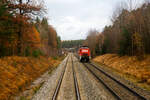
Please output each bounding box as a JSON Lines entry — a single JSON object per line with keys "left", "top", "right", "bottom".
{"left": 80, "top": 46, "right": 89, "bottom": 49}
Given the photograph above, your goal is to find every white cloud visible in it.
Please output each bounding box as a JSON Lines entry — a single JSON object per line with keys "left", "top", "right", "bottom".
{"left": 45, "top": 0, "right": 81, "bottom": 4}
{"left": 50, "top": 16, "right": 109, "bottom": 40}
{"left": 45, "top": 0, "right": 145, "bottom": 40}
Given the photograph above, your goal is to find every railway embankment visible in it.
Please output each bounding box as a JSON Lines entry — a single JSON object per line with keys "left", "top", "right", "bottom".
{"left": 0, "top": 56, "right": 62, "bottom": 100}
{"left": 93, "top": 54, "right": 150, "bottom": 91}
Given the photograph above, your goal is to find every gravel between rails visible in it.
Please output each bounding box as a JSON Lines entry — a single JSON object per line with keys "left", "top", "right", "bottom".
{"left": 90, "top": 62, "right": 150, "bottom": 100}
{"left": 32, "top": 55, "right": 69, "bottom": 100}
{"left": 57, "top": 54, "right": 76, "bottom": 100}
{"left": 32, "top": 53, "right": 148, "bottom": 100}
{"left": 73, "top": 56, "right": 117, "bottom": 100}
{"left": 84, "top": 63, "right": 142, "bottom": 100}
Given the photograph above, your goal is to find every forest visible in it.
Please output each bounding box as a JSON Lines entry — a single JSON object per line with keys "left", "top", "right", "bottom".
{"left": 85, "top": 1, "right": 150, "bottom": 59}
{"left": 0, "top": 1, "right": 62, "bottom": 99}
{"left": 62, "top": 40, "right": 84, "bottom": 48}
{"left": 1, "top": 0, "right": 150, "bottom": 99}
{"left": 0, "top": 0, "right": 61, "bottom": 57}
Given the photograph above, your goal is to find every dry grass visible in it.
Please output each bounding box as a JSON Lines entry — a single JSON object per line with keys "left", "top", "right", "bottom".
{"left": 93, "top": 54, "right": 150, "bottom": 90}
{"left": 0, "top": 56, "right": 61, "bottom": 100}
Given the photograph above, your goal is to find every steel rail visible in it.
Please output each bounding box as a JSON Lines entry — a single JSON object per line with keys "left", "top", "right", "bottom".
{"left": 71, "top": 55, "right": 81, "bottom": 100}
{"left": 52, "top": 55, "right": 69, "bottom": 100}
{"left": 84, "top": 62, "right": 147, "bottom": 100}
{"left": 83, "top": 63, "right": 121, "bottom": 100}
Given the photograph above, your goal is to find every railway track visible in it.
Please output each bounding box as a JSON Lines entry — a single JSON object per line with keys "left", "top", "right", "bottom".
{"left": 83, "top": 62, "right": 148, "bottom": 100}
{"left": 52, "top": 54, "right": 80, "bottom": 100}
{"left": 52, "top": 55, "right": 69, "bottom": 100}
{"left": 71, "top": 55, "right": 81, "bottom": 100}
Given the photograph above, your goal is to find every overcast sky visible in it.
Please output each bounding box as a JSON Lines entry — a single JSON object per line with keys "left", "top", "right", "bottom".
{"left": 45, "top": 0, "right": 144, "bottom": 40}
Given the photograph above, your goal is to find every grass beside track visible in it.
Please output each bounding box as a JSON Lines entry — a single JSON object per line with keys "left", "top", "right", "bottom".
{"left": 93, "top": 54, "right": 150, "bottom": 91}
{"left": 0, "top": 56, "right": 63, "bottom": 100}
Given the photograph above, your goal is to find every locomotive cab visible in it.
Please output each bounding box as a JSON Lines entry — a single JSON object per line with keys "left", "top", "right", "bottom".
{"left": 79, "top": 46, "right": 90, "bottom": 62}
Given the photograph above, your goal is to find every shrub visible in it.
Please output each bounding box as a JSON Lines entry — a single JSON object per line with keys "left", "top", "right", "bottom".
{"left": 32, "top": 49, "right": 42, "bottom": 57}
{"left": 53, "top": 56, "right": 58, "bottom": 60}
{"left": 25, "top": 47, "right": 31, "bottom": 57}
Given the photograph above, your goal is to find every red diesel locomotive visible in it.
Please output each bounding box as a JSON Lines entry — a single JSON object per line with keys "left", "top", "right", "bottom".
{"left": 78, "top": 46, "right": 90, "bottom": 62}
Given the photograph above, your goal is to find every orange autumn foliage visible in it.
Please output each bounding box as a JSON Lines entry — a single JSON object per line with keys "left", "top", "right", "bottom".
{"left": 93, "top": 54, "right": 150, "bottom": 85}
{"left": 0, "top": 56, "right": 60, "bottom": 100}
{"left": 23, "top": 26, "right": 41, "bottom": 48}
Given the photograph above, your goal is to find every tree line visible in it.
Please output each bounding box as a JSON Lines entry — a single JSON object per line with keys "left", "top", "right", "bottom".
{"left": 62, "top": 40, "right": 84, "bottom": 48}
{"left": 85, "top": 0, "right": 150, "bottom": 59}
{"left": 0, "top": 0, "right": 61, "bottom": 57}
